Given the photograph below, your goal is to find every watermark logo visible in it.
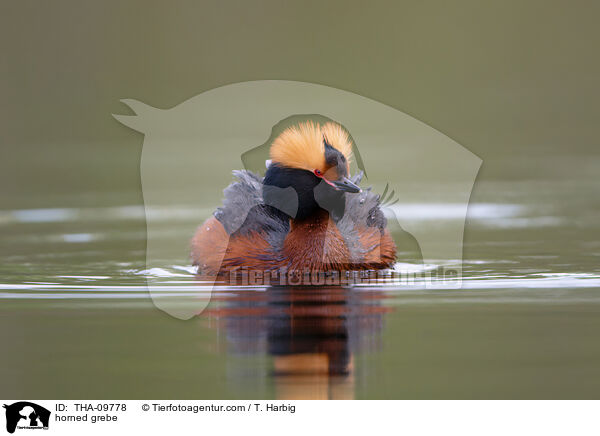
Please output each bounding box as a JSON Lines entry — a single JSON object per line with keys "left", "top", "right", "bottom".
{"left": 3, "top": 402, "right": 50, "bottom": 434}
{"left": 114, "top": 80, "right": 481, "bottom": 320}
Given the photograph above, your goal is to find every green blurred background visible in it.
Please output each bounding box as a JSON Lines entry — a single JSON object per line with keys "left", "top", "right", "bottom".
{"left": 2, "top": 0, "right": 599, "bottom": 210}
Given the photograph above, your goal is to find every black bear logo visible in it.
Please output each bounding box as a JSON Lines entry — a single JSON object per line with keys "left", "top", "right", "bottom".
{"left": 3, "top": 402, "right": 50, "bottom": 434}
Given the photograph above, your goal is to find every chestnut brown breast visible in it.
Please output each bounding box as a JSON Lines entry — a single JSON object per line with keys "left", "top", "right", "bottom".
{"left": 191, "top": 211, "right": 396, "bottom": 276}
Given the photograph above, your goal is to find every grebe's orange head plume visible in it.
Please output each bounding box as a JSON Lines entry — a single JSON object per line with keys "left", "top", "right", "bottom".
{"left": 270, "top": 121, "right": 325, "bottom": 172}
{"left": 269, "top": 121, "right": 354, "bottom": 174}
{"left": 265, "top": 120, "right": 361, "bottom": 221}
{"left": 321, "top": 122, "right": 353, "bottom": 166}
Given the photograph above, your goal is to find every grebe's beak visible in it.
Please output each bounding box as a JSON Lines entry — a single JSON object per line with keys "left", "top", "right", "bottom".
{"left": 332, "top": 176, "right": 361, "bottom": 193}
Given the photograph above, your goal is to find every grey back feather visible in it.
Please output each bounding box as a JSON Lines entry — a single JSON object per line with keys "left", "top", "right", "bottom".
{"left": 337, "top": 171, "right": 388, "bottom": 262}
{"left": 214, "top": 170, "right": 387, "bottom": 261}
{"left": 214, "top": 170, "right": 263, "bottom": 234}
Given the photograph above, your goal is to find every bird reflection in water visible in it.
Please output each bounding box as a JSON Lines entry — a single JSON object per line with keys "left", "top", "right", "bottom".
{"left": 205, "top": 285, "right": 392, "bottom": 399}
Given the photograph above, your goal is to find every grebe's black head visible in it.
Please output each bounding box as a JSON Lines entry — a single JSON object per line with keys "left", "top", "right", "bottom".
{"left": 263, "top": 122, "right": 360, "bottom": 221}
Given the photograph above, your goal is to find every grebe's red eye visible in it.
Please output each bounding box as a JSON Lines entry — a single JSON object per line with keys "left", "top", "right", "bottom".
{"left": 314, "top": 169, "right": 322, "bottom": 177}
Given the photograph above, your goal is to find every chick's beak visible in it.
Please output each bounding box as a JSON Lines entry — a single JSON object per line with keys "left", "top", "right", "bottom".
{"left": 332, "top": 176, "right": 361, "bottom": 193}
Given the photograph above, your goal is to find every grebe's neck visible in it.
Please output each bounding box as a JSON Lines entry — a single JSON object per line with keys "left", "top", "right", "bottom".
{"left": 263, "top": 164, "right": 346, "bottom": 222}
{"left": 289, "top": 208, "right": 330, "bottom": 230}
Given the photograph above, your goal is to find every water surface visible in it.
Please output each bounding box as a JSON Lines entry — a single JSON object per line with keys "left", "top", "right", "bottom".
{"left": 1, "top": 178, "right": 600, "bottom": 399}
